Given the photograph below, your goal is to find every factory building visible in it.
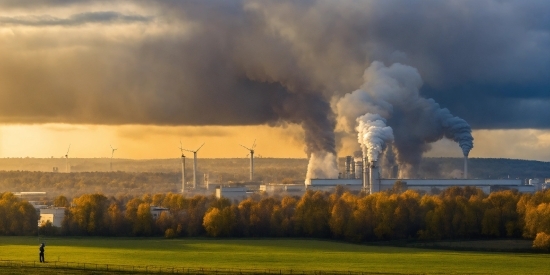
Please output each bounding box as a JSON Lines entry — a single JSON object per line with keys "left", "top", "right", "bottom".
{"left": 39, "top": 207, "right": 66, "bottom": 227}
{"left": 215, "top": 186, "right": 249, "bottom": 202}
{"left": 306, "top": 155, "right": 536, "bottom": 194}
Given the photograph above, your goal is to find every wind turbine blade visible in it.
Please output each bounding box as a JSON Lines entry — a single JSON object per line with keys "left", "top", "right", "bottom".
{"left": 252, "top": 139, "right": 256, "bottom": 149}
{"left": 66, "top": 144, "right": 71, "bottom": 155}
{"left": 196, "top": 143, "right": 205, "bottom": 152}
{"left": 181, "top": 148, "right": 194, "bottom": 153}
{"left": 239, "top": 144, "right": 252, "bottom": 151}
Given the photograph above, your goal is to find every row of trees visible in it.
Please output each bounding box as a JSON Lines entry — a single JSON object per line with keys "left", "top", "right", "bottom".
{"left": 2, "top": 187, "right": 550, "bottom": 249}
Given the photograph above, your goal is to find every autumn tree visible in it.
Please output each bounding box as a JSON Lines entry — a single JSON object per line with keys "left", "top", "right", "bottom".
{"left": 482, "top": 190, "right": 521, "bottom": 237}
{"left": 53, "top": 195, "right": 70, "bottom": 207}
{"left": 66, "top": 193, "right": 110, "bottom": 235}
{"left": 294, "top": 191, "right": 330, "bottom": 238}
{"left": 329, "top": 193, "right": 356, "bottom": 239}
{"left": 270, "top": 196, "right": 296, "bottom": 237}
{"left": 0, "top": 192, "right": 38, "bottom": 235}
{"left": 106, "top": 203, "right": 125, "bottom": 236}
{"left": 203, "top": 205, "right": 237, "bottom": 237}
{"left": 133, "top": 203, "right": 154, "bottom": 236}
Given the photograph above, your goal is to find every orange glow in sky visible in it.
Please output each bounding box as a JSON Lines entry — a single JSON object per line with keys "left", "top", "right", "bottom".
{"left": 2, "top": 124, "right": 550, "bottom": 161}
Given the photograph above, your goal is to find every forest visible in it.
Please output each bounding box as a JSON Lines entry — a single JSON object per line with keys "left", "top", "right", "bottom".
{"left": 1, "top": 186, "right": 550, "bottom": 250}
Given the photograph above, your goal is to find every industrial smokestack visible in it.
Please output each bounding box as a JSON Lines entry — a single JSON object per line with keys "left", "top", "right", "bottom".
{"left": 363, "top": 157, "right": 368, "bottom": 191}
{"left": 354, "top": 158, "right": 363, "bottom": 179}
{"left": 345, "top": 156, "right": 352, "bottom": 179}
{"left": 336, "top": 62, "right": 473, "bottom": 178}
{"left": 369, "top": 161, "right": 380, "bottom": 193}
{"left": 464, "top": 156, "right": 468, "bottom": 179}
{"left": 349, "top": 158, "right": 361, "bottom": 179}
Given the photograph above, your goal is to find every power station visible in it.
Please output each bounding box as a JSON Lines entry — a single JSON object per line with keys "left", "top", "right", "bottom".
{"left": 306, "top": 154, "right": 535, "bottom": 194}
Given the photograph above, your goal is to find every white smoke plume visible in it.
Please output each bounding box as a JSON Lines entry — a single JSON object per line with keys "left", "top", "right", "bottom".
{"left": 336, "top": 61, "right": 474, "bottom": 177}
{"left": 305, "top": 151, "right": 339, "bottom": 182}
{"left": 356, "top": 113, "right": 394, "bottom": 162}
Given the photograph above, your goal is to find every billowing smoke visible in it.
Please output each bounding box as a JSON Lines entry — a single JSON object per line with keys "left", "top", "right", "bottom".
{"left": 336, "top": 62, "right": 474, "bottom": 177}
{"left": 278, "top": 93, "right": 338, "bottom": 180}
{"left": 305, "top": 151, "right": 339, "bottom": 182}
{"left": 439, "top": 112, "right": 474, "bottom": 156}
{"left": 356, "top": 113, "right": 394, "bottom": 162}
{"left": 5, "top": 1, "right": 548, "bottom": 178}
{"left": 380, "top": 143, "right": 398, "bottom": 178}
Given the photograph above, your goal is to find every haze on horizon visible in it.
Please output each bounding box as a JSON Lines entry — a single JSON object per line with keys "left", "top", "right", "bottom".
{"left": 1, "top": 1, "right": 549, "bottom": 161}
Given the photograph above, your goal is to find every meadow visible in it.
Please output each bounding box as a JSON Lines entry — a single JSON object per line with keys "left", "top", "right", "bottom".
{"left": 0, "top": 237, "right": 548, "bottom": 274}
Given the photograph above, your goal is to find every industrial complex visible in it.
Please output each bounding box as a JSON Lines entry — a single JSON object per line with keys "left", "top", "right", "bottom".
{"left": 213, "top": 154, "right": 547, "bottom": 201}
{"left": 306, "top": 156, "right": 539, "bottom": 194}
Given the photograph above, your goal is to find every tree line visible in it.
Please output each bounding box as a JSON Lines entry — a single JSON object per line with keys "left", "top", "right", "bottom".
{"left": 2, "top": 186, "right": 550, "bottom": 249}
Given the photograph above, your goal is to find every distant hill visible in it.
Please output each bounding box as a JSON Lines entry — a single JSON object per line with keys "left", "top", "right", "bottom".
{"left": 420, "top": 158, "right": 550, "bottom": 182}
{"left": 1, "top": 157, "right": 549, "bottom": 182}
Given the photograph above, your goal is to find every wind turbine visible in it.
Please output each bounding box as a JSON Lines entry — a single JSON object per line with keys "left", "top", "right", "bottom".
{"left": 65, "top": 144, "right": 71, "bottom": 173}
{"left": 240, "top": 139, "right": 256, "bottom": 181}
{"left": 179, "top": 141, "right": 186, "bottom": 193}
{"left": 181, "top": 143, "right": 205, "bottom": 189}
{"left": 110, "top": 145, "right": 117, "bottom": 171}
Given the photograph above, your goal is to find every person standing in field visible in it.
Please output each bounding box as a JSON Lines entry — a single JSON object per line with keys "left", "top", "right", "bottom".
{"left": 39, "top": 243, "right": 45, "bottom": 263}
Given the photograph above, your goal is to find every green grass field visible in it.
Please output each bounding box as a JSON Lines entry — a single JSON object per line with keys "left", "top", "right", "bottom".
{"left": 0, "top": 236, "right": 548, "bottom": 274}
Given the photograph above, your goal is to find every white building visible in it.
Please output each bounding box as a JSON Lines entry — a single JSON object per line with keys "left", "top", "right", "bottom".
{"left": 39, "top": 208, "right": 66, "bottom": 227}
{"left": 215, "top": 186, "right": 248, "bottom": 201}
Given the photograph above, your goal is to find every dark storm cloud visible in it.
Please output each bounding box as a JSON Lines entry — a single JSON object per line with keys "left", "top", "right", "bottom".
{"left": 0, "top": 0, "right": 549, "bottom": 136}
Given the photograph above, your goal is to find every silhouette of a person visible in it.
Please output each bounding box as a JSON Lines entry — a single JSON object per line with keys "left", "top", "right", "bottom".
{"left": 39, "top": 243, "right": 45, "bottom": 263}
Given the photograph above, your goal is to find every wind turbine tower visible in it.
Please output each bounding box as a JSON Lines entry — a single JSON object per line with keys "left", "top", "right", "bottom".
{"left": 179, "top": 141, "right": 186, "bottom": 193}
{"left": 182, "top": 143, "right": 205, "bottom": 189}
{"left": 110, "top": 145, "right": 117, "bottom": 171}
{"left": 240, "top": 139, "right": 256, "bottom": 181}
{"left": 65, "top": 144, "right": 71, "bottom": 173}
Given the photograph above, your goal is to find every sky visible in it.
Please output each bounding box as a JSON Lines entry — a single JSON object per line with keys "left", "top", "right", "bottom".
{"left": 0, "top": 0, "right": 549, "bottom": 161}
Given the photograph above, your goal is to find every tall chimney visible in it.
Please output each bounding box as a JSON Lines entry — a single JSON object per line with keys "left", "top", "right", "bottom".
{"left": 464, "top": 156, "right": 468, "bottom": 179}
{"left": 345, "top": 156, "right": 352, "bottom": 179}
{"left": 354, "top": 158, "right": 363, "bottom": 179}
{"left": 369, "top": 161, "right": 380, "bottom": 193}
{"left": 363, "top": 157, "right": 368, "bottom": 191}
{"left": 350, "top": 158, "right": 356, "bottom": 179}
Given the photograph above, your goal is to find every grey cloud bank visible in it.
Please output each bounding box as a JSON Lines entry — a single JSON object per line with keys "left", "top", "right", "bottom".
{"left": 0, "top": 0, "right": 548, "bottom": 166}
